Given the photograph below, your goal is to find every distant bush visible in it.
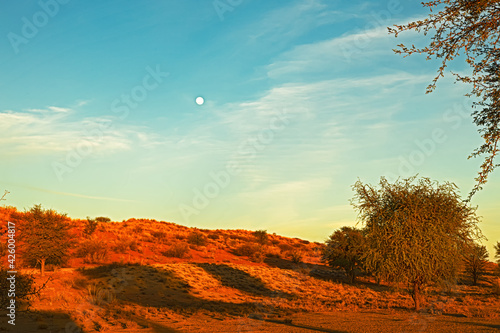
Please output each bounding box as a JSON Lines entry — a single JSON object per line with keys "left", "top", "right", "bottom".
{"left": 207, "top": 232, "right": 220, "bottom": 240}
{"left": 278, "top": 243, "right": 294, "bottom": 253}
{"left": 95, "top": 217, "right": 111, "bottom": 223}
{"left": 113, "top": 237, "right": 139, "bottom": 253}
{"left": 83, "top": 217, "right": 98, "bottom": 237}
{"left": 289, "top": 250, "right": 303, "bottom": 264}
{"left": 188, "top": 231, "right": 207, "bottom": 246}
{"left": 151, "top": 230, "right": 168, "bottom": 242}
{"left": 132, "top": 225, "right": 143, "bottom": 234}
{"left": 253, "top": 230, "right": 268, "bottom": 245}
{"left": 75, "top": 238, "right": 108, "bottom": 264}
{"left": 162, "top": 242, "right": 190, "bottom": 258}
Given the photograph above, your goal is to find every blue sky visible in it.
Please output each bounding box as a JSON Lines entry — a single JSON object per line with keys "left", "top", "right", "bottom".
{"left": 1, "top": 0, "right": 498, "bottom": 256}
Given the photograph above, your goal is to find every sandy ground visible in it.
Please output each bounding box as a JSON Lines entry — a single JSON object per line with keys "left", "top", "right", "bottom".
{"left": 4, "top": 309, "right": 500, "bottom": 333}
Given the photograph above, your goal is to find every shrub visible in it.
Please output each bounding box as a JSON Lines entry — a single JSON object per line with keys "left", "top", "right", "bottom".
{"left": 151, "top": 231, "right": 168, "bottom": 242}
{"left": 113, "top": 237, "right": 139, "bottom": 253}
{"left": 253, "top": 230, "right": 268, "bottom": 245}
{"left": 162, "top": 242, "right": 190, "bottom": 258}
{"left": 234, "top": 243, "right": 261, "bottom": 257}
{"left": 463, "top": 243, "right": 489, "bottom": 286}
{"left": 188, "top": 231, "right": 207, "bottom": 246}
{"left": 289, "top": 250, "right": 303, "bottom": 264}
{"left": 95, "top": 217, "right": 111, "bottom": 223}
{"left": 75, "top": 238, "right": 108, "bottom": 264}
{"left": 278, "top": 243, "right": 294, "bottom": 253}
{"left": 83, "top": 217, "right": 98, "bottom": 237}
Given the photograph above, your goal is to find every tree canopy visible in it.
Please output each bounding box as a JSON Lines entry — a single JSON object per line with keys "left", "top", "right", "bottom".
{"left": 18, "top": 205, "right": 72, "bottom": 275}
{"left": 389, "top": 1, "right": 500, "bottom": 198}
{"left": 352, "top": 176, "right": 481, "bottom": 310}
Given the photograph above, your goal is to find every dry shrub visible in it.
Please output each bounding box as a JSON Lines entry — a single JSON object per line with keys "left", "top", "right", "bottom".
{"left": 75, "top": 238, "right": 108, "bottom": 264}
{"left": 114, "top": 237, "right": 139, "bottom": 253}
{"left": 289, "top": 250, "right": 303, "bottom": 264}
{"left": 491, "top": 277, "right": 500, "bottom": 295}
{"left": 278, "top": 243, "right": 294, "bottom": 253}
{"left": 265, "top": 246, "right": 282, "bottom": 258}
{"left": 188, "top": 231, "right": 207, "bottom": 246}
{"left": 207, "top": 232, "right": 220, "bottom": 240}
{"left": 162, "top": 242, "right": 190, "bottom": 258}
{"left": 234, "top": 243, "right": 265, "bottom": 262}
{"left": 151, "top": 230, "right": 168, "bottom": 242}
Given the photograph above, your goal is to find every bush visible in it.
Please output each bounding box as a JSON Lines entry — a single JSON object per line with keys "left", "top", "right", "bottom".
{"left": 289, "top": 250, "right": 303, "bottom": 264}
{"left": 234, "top": 243, "right": 261, "bottom": 257}
{"left": 162, "top": 242, "right": 190, "bottom": 258}
{"left": 253, "top": 230, "right": 268, "bottom": 245}
{"left": 113, "top": 237, "right": 139, "bottom": 253}
{"left": 151, "top": 231, "right": 168, "bottom": 242}
{"left": 83, "top": 217, "right": 98, "bottom": 237}
{"left": 95, "top": 217, "right": 111, "bottom": 223}
{"left": 188, "top": 231, "right": 207, "bottom": 246}
{"left": 75, "top": 238, "right": 108, "bottom": 264}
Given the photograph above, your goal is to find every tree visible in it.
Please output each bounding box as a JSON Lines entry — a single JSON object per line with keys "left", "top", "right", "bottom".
{"left": 389, "top": 1, "right": 500, "bottom": 198}
{"left": 463, "top": 243, "right": 489, "bottom": 286}
{"left": 352, "top": 176, "right": 481, "bottom": 311}
{"left": 322, "top": 226, "right": 365, "bottom": 283}
{"left": 495, "top": 241, "right": 500, "bottom": 264}
{"left": 19, "top": 205, "right": 72, "bottom": 276}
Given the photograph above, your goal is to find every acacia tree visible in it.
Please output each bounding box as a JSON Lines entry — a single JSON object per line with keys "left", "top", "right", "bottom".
{"left": 463, "top": 243, "right": 489, "bottom": 286}
{"left": 322, "top": 226, "right": 365, "bottom": 283}
{"left": 389, "top": 1, "right": 500, "bottom": 198}
{"left": 19, "top": 205, "right": 72, "bottom": 276}
{"left": 352, "top": 176, "right": 481, "bottom": 311}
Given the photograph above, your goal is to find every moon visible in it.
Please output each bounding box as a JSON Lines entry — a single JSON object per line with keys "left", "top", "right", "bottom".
{"left": 195, "top": 96, "right": 204, "bottom": 105}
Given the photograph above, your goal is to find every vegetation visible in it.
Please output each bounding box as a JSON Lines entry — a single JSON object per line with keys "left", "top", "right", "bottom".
{"left": 253, "top": 229, "right": 268, "bottom": 245}
{"left": 75, "top": 238, "right": 109, "bottom": 264}
{"left": 83, "top": 217, "right": 98, "bottom": 237}
{"left": 18, "top": 205, "right": 72, "bottom": 276}
{"left": 389, "top": 1, "right": 500, "bottom": 197}
{"left": 95, "top": 216, "right": 111, "bottom": 223}
{"left": 352, "top": 176, "right": 481, "bottom": 310}
{"left": 187, "top": 230, "right": 207, "bottom": 246}
{"left": 162, "top": 242, "right": 190, "bottom": 258}
{"left": 322, "top": 227, "right": 365, "bottom": 283}
{"left": 463, "top": 243, "right": 489, "bottom": 286}
{"left": 0, "top": 269, "right": 38, "bottom": 308}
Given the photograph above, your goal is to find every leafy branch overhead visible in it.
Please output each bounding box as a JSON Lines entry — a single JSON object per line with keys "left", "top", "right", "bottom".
{"left": 389, "top": 0, "right": 500, "bottom": 198}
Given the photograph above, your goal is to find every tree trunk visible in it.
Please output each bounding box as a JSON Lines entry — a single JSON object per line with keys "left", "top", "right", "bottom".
{"left": 40, "top": 258, "right": 46, "bottom": 276}
{"left": 412, "top": 281, "right": 420, "bottom": 311}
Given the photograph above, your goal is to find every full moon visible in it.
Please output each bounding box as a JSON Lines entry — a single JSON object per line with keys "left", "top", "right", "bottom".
{"left": 195, "top": 97, "right": 204, "bottom": 105}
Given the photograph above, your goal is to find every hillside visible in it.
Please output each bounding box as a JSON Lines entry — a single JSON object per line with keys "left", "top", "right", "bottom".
{"left": 1, "top": 207, "right": 499, "bottom": 332}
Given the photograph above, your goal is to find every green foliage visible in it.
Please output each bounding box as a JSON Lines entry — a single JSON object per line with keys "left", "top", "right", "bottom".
{"left": 253, "top": 230, "right": 268, "bottom": 245}
{"left": 352, "top": 176, "right": 481, "bottom": 310}
{"left": 463, "top": 243, "right": 489, "bottom": 286}
{"left": 389, "top": 1, "right": 500, "bottom": 197}
{"left": 162, "top": 242, "right": 190, "bottom": 258}
{"left": 322, "top": 226, "right": 365, "bottom": 283}
{"left": 19, "top": 204, "right": 72, "bottom": 275}
{"left": 187, "top": 230, "right": 207, "bottom": 246}
{"left": 83, "top": 217, "right": 98, "bottom": 237}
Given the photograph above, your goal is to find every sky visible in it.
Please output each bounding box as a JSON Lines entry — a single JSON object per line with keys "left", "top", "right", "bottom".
{"left": 0, "top": 0, "right": 498, "bottom": 257}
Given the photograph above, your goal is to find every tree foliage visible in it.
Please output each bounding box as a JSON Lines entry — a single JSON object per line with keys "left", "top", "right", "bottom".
{"left": 18, "top": 205, "right": 72, "bottom": 275}
{"left": 389, "top": 1, "right": 500, "bottom": 198}
{"left": 253, "top": 230, "right": 268, "bottom": 246}
{"left": 322, "top": 226, "right": 365, "bottom": 283}
{"left": 463, "top": 243, "right": 489, "bottom": 286}
{"left": 495, "top": 241, "right": 500, "bottom": 264}
{"left": 352, "top": 176, "right": 481, "bottom": 310}
{"left": 83, "top": 217, "right": 98, "bottom": 237}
